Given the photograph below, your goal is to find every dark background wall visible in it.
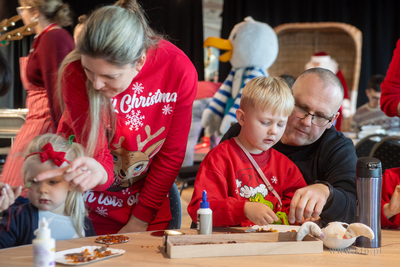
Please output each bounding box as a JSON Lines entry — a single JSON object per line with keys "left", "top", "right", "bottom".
{"left": 0, "top": 0, "right": 203, "bottom": 108}
{"left": 219, "top": 0, "right": 400, "bottom": 108}
{"left": 1, "top": 0, "right": 400, "bottom": 109}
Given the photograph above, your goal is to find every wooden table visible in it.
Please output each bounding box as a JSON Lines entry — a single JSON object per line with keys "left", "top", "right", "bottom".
{"left": 0, "top": 229, "right": 399, "bottom": 266}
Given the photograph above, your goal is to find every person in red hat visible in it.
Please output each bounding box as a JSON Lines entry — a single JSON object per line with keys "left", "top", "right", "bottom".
{"left": 305, "top": 52, "right": 351, "bottom": 131}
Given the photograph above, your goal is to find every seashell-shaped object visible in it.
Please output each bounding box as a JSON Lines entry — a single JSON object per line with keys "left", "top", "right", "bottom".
{"left": 321, "top": 222, "right": 355, "bottom": 249}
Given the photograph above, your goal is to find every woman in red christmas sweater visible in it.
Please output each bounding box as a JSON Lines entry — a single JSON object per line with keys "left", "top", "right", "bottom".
{"left": 1, "top": 0, "right": 74, "bottom": 188}
{"left": 37, "top": 0, "right": 197, "bottom": 234}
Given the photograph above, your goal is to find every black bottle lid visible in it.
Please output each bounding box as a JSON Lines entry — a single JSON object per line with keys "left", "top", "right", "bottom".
{"left": 356, "top": 157, "right": 382, "bottom": 178}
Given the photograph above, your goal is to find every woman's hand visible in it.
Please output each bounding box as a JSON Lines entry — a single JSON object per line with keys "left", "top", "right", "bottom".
{"left": 36, "top": 156, "right": 108, "bottom": 192}
{"left": 0, "top": 183, "right": 22, "bottom": 211}
{"left": 118, "top": 215, "right": 149, "bottom": 233}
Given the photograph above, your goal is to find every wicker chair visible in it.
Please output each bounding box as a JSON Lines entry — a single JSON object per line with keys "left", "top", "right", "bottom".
{"left": 268, "top": 22, "right": 363, "bottom": 131}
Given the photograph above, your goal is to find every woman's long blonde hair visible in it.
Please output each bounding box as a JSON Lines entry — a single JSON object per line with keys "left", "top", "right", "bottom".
{"left": 57, "top": 0, "right": 162, "bottom": 157}
{"left": 22, "top": 134, "right": 87, "bottom": 238}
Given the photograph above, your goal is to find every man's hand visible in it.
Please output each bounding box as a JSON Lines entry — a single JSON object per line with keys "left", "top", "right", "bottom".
{"left": 118, "top": 215, "right": 149, "bottom": 233}
{"left": 383, "top": 185, "right": 400, "bottom": 219}
{"left": 244, "top": 202, "right": 279, "bottom": 226}
{"left": 289, "top": 184, "right": 330, "bottom": 224}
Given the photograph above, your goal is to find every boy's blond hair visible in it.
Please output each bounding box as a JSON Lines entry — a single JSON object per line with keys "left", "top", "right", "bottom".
{"left": 240, "top": 76, "right": 294, "bottom": 116}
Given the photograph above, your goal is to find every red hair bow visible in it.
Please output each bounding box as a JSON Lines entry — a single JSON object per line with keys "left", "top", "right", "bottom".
{"left": 25, "top": 143, "right": 70, "bottom": 167}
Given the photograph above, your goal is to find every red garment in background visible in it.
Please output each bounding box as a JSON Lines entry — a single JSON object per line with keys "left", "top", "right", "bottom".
{"left": 0, "top": 26, "right": 74, "bottom": 187}
{"left": 195, "top": 81, "right": 222, "bottom": 100}
{"left": 335, "top": 69, "right": 349, "bottom": 131}
{"left": 381, "top": 168, "right": 400, "bottom": 229}
{"left": 381, "top": 38, "right": 400, "bottom": 117}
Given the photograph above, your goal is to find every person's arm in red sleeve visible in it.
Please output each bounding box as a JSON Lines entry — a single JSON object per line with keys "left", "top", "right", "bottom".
{"left": 39, "top": 29, "right": 75, "bottom": 128}
{"left": 381, "top": 168, "right": 400, "bottom": 229}
{"left": 130, "top": 65, "right": 198, "bottom": 225}
{"left": 57, "top": 61, "right": 114, "bottom": 191}
{"left": 381, "top": 38, "right": 400, "bottom": 117}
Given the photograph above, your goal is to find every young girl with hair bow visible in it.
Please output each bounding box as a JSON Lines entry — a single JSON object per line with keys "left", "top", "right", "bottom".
{"left": 0, "top": 134, "right": 95, "bottom": 249}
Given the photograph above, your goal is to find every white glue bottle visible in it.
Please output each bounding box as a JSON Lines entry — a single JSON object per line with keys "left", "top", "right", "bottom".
{"left": 197, "top": 190, "right": 212, "bottom": 234}
{"left": 33, "top": 217, "right": 55, "bottom": 267}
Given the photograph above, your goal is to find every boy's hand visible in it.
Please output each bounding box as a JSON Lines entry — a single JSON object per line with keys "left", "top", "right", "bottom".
{"left": 244, "top": 202, "right": 279, "bottom": 225}
{"left": 383, "top": 185, "right": 400, "bottom": 219}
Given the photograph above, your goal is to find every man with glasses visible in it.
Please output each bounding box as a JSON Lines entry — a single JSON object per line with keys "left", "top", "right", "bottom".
{"left": 221, "top": 68, "right": 357, "bottom": 225}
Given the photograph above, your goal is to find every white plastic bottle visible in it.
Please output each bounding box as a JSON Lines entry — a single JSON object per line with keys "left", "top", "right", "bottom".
{"left": 197, "top": 190, "right": 213, "bottom": 234}
{"left": 33, "top": 217, "right": 55, "bottom": 267}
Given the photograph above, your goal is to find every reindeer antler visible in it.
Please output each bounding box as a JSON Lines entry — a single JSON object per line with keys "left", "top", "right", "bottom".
{"left": 0, "top": 15, "right": 38, "bottom": 46}
{"left": 137, "top": 126, "right": 165, "bottom": 151}
{"left": 0, "top": 15, "right": 21, "bottom": 32}
{"left": 111, "top": 136, "right": 125, "bottom": 149}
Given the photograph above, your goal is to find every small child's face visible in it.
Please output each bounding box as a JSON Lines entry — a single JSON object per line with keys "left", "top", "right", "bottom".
{"left": 25, "top": 161, "right": 73, "bottom": 215}
{"left": 238, "top": 106, "right": 288, "bottom": 154}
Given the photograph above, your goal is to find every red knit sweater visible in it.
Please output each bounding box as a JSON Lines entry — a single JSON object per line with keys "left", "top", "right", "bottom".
{"left": 381, "top": 168, "right": 400, "bottom": 229}
{"left": 27, "top": 27, "right": 74, "bottom": 128}
{"left": 58, "top": 40, "right": 197, "bottom": 232}
{"left": 188, "top": 139, "right": 306, "bottom": 227}
{"left": 381, "top": 38, "right": 400, "bottom": 117}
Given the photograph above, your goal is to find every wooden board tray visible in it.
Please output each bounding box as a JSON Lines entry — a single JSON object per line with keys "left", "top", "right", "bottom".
{"left": 164, "top": 232, "right": 322, "bottom": 259}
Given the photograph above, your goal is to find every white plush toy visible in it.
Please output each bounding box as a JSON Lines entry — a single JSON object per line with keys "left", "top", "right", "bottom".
{"left": 201, "top": 17, "right": 279, "bottom": 136}
{"left": 297, "top": 221, "right": 375, "bottom": 249}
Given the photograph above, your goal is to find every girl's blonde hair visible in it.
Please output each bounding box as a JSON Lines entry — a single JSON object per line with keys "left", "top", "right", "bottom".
{"left": 22, "top": 134, "right": 87, "bottom": 238}
{"left": 19, "top": 0, "right": 73, "bottom": 27}
{"left": 57, "top": 0, "right": 162, "bottom": 157}
{"left": 240, "top": 76, "right": 295, "bottom": 117}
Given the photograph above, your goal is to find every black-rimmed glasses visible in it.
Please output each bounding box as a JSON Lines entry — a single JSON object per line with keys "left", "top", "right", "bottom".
{"left": 292, "top": 104, "right": 334, "bottom": 127}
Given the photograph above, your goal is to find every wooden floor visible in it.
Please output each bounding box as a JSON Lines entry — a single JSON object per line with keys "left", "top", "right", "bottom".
{"left": 180, "top": 185, "right": 195, "bottom": 229}
{"left": 179, "top": 144, "right": 209, "bottom": 228}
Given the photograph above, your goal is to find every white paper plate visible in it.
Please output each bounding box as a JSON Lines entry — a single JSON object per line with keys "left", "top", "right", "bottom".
{"left": 247, "top": 225, "right": 300, "bottom": 232}
{"left": 55, "top": 246, "right": 125, "bottom": 265}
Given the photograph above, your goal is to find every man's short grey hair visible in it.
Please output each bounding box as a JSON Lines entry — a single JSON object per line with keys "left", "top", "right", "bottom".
{"left": 299, "top": 67, "right": 344, "bottom": 99}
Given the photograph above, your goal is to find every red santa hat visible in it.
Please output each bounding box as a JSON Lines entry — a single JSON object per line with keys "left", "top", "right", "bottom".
{"left": 306, "top": 51, "right": 339, "bottom": 74}
{"left": 305, "top": 52, "right": 348, "bottom": 99}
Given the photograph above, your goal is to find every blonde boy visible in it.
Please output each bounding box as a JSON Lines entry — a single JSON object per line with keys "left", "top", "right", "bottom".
{"left": 188, "top": 76, "right": 306, "bottom": 227}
